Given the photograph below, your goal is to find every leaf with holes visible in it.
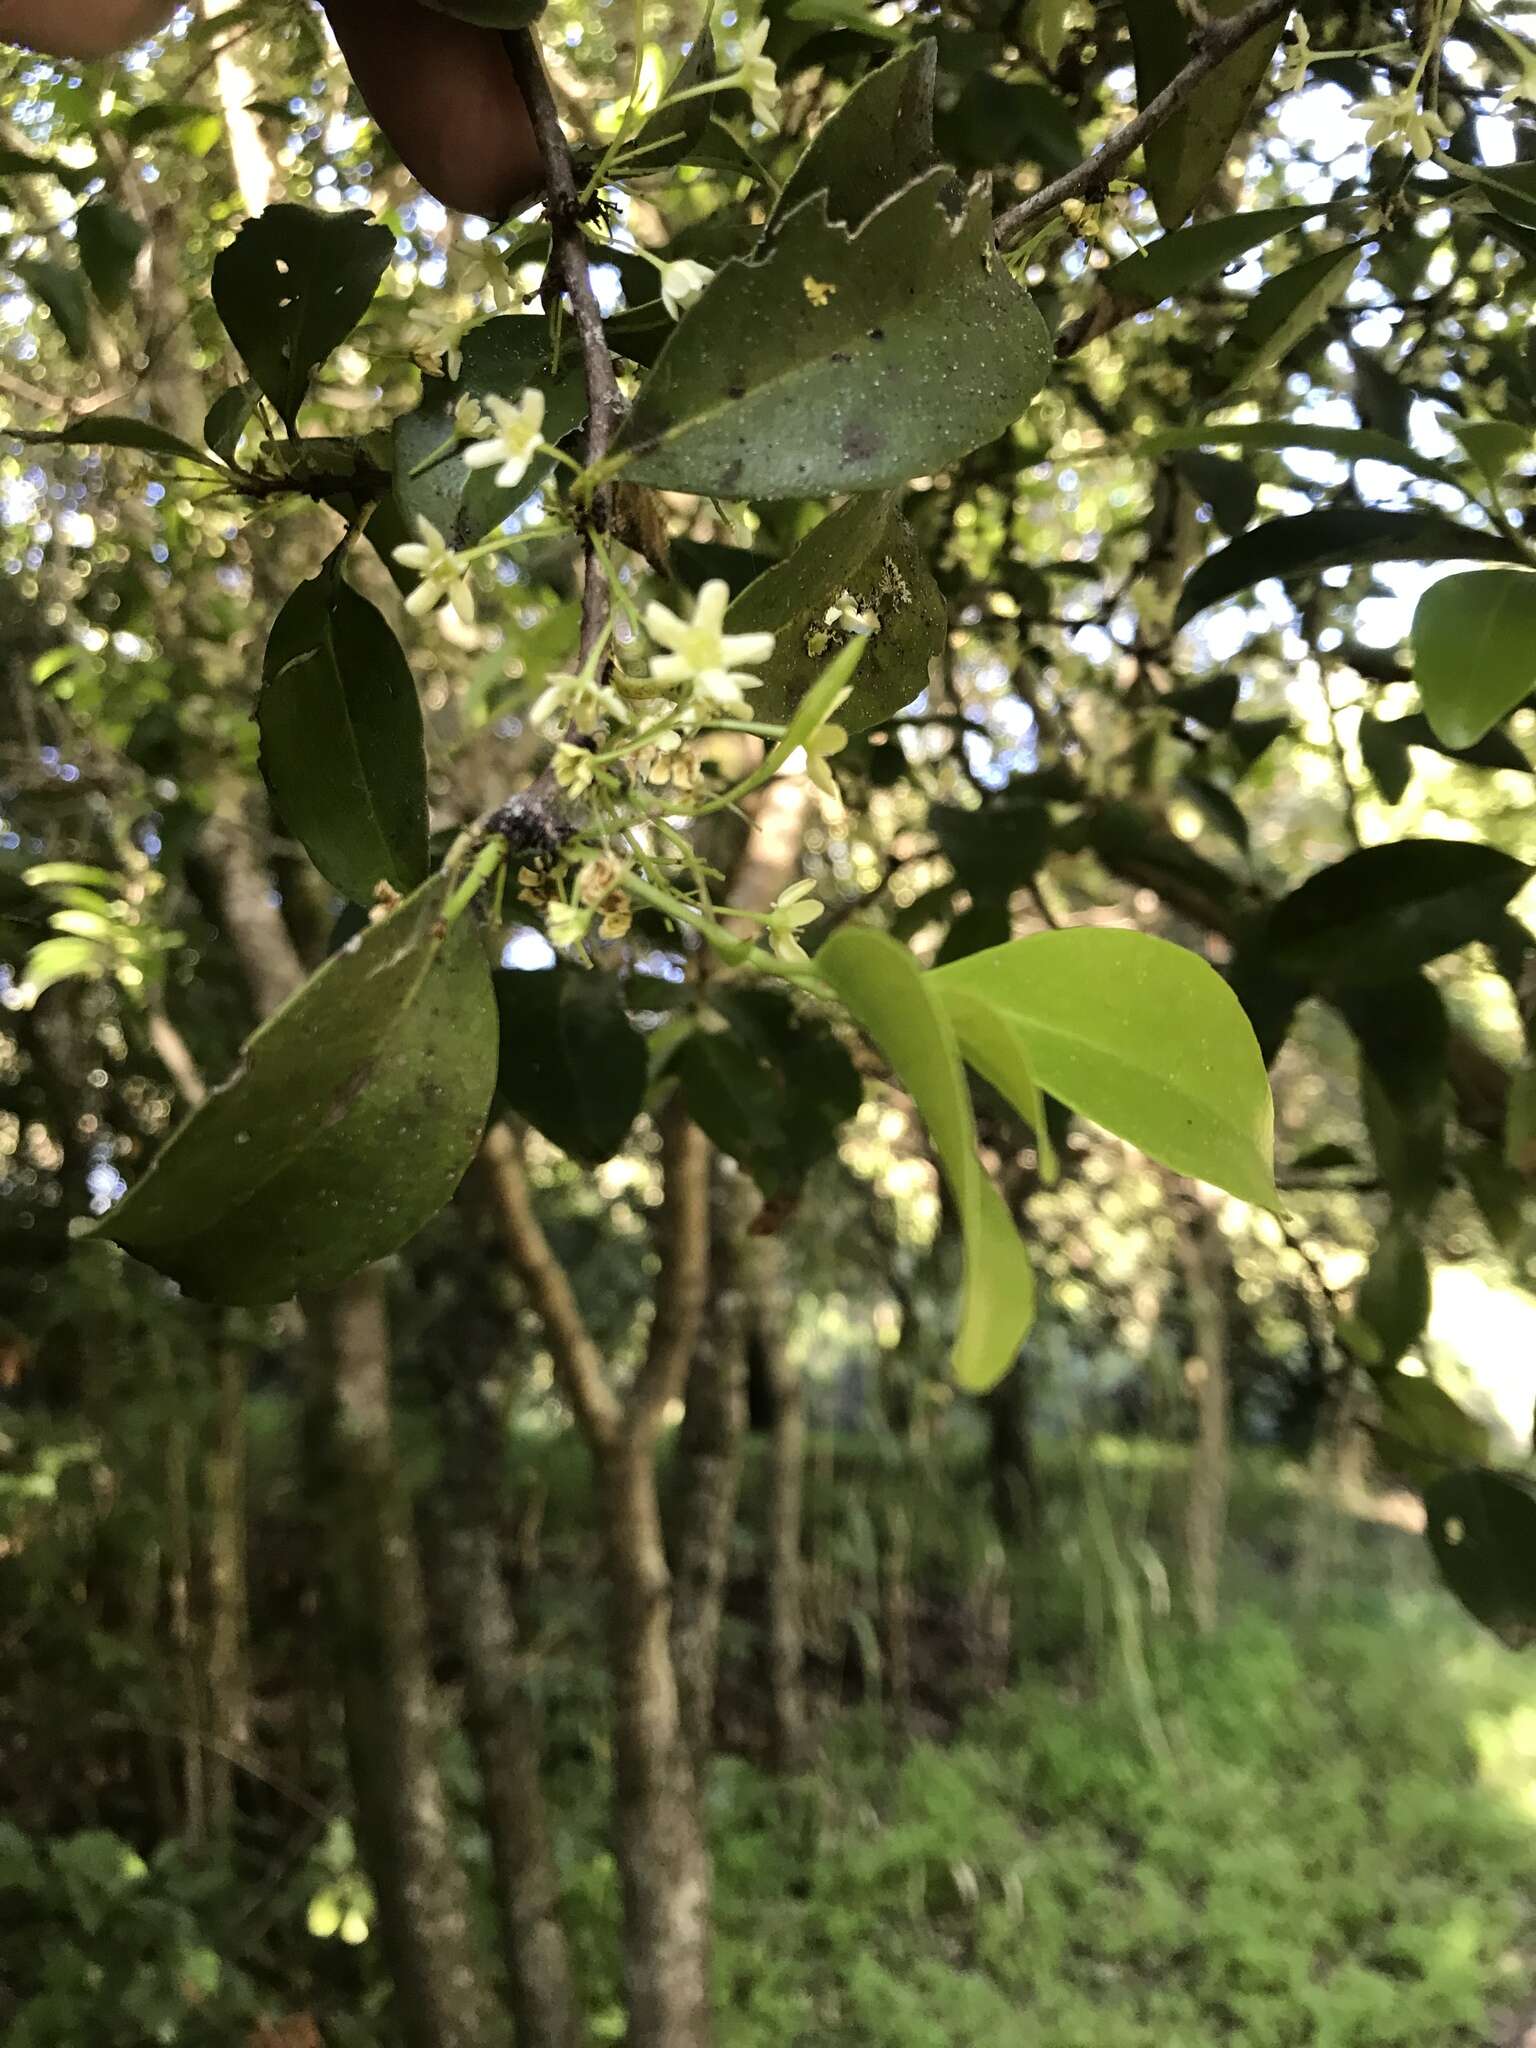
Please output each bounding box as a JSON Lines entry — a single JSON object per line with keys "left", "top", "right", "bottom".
{"left": 613, "top": 170, "right": 1049, "bottom": 498}
{"left": 95, "top": 874, "right": 497, "bottom": 1304}
{"left": 258, "top": 572, "right": 429, "bottom": 905}
{"left": 725, "top": 493, "right": 945, "bottom": 729}
{"left": 212, "top": 206, "right": 394, "bottom": 433}
{"left": 819, "top": 927, "right": 1036, "bottom": 1391}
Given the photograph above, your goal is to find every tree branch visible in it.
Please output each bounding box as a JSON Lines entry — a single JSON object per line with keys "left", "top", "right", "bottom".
{"left": 629, "top": 1096, "right": 712, "bottom": 1438}
{"left": 993, "top": 0, "right": 1292, "bottom": 249}
{"left": 476, "top": 1121, "right": 624, "bottom": 1448}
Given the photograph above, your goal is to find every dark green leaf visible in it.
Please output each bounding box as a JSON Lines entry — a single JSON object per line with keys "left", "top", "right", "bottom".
{"left": 1151, "top": 420, "right": 1456, "bottom": 490}
{"left": 258, "top": 572, "right": 429, "bottom": 905}
{"left": 935, "top": 75, "right": 1080, "bottom": 179}
{"left": 1374, "top": 1373, "right": 1489, "bottom": 1489}
{"left": 1213, "top": 242, "right": 1363, "bottom": 393}
{"left": 493, "top": 965, "right": 647, "bottom": 1167}
{"left": 1354, "top": 1222, "right": 1431, "bottom": 1368}
{"left": 211, "top": 205, "right": 394, "bottom": 432}
{"left": 19, "top": 260, "right": 91, "bottom": 359}
{"left": 1358, "top": 711, "right": 1413, "bottom": 805}
{"left": 1387, "top": 711, "right": 1531, "bottom": 775}
{"left": 612, "top": 29, "right": 719, "bottom": 173}
{"left": 1175, "top": 509, "right": 1524, "bottom": 629}
{"left": 770, "top": 43, "right": 939, "bottom": 232}
{"left": 0, "top": 145, "right": 97, "bottom": 193}
{"left": 96, "top": 874, "right": 497, "bottom": 1304}
{"left": 74, "top": 199, "right": 145, "bottom": 311}
{"left": 1177, "top": 774, "right": 1250, "bottom": 852}
{"left": 1289, "top": 1141, "right": 1358, "bottom": 1170}
{"left": 1266, "top": 841, "right": 1531, "bottom": 986}
{"left": 1174, "top": 452, "right": 1256, "bottom": 537}
{"left": 614, "top": 170, "right": 1050, "bottom": 498}
{"left": 21, "top": 416, "right": 216, "bottom": 467}
{"left": 1412, "top": 568, "right": 1536, "bottom": 750}
{"left": 204, "top": 384, "right": 257, "bottom": 467}
{"left": 1094, "top": 205, "right": 1329, "bottom": 312}
{"left": 419, "top": 0, "right": 548, "bottom": 21}
{"left": 1425, "top": 1469, "right": 1536, "bottom": 1646}
{"left": 935, "top": 900, "right": 1012, "bottom": 966}
{"left": 676, "top": 988, "right": 861, "bottom": 1199}
{"left": 932, "top": 792, "right": 1054, "bottom": 893}
{"left": 392, "top": 315, "right": 587, "bottom": 550}
{"left": 1165, "top": 675, "right": 1242, "bottom": 727}
{"left": 725, "top": 493, "right": 945, "bottom": 730}
{"left": 1127, "top": 0, "right": 1287, "bottom": 228}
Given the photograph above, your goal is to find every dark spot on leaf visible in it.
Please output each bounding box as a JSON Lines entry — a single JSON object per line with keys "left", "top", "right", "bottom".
{"left": 323, "top": 1060, "right": 377, "bottom": 1128}
{"left": 727, "top": 383, "right": 746, "bottom": 399}
{"left": 830, "top": 351, "right": 851, "bottom": 365}
{"left": 720, "top": 458, "right": 743, "bottom": 491}
{"left": 868, "top": 328, "right": 885, "bottom": 342}
{"left": 841, "top": 421, "right": 884, "bottom": 465}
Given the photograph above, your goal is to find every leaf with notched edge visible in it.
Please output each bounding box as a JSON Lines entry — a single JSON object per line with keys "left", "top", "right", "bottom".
{"left": 613, "top": 170, "right": 1049, "bottom": 499}
{"left": 95, "top": 875, "right": 497, "bottom": 1304}
{"left": 726, "top": 493, "right": 945, "bottom": 729}
{"left": 768, "top": 42, "right": 939, "bottom": 233}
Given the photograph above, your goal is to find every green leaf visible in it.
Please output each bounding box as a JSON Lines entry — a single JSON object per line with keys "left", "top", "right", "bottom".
{"left": 1149, "top": 418, "right": 1459, "bottom": 491}
{"left": 1390, "top": 711, "right": 1532, "bottom": 775}
{"left": 819, "top": 926, "right": 1036, "bottom": 1391}
{"left": 1127, "top": 0, "right": 1287, "bottom": 228}
{"left": 204, "top": 384, "right": 258, "bottom": 467}
{"left": 675, "top": 988, "right": 861, "bottom": 1199}
{"left": 19, "top": 259, "right": 91, "bottom": 359}
{"left": 1358, "top": 711, "right": 1412, "bottom": 804}
{"left": 258, "top": 572, "right": 429, "bottom": 905}
{"left": 0, "top": 145, "right": 96, "bottom": 193}
{"left": 1175, "top": 509, "right": 1524, "bottom": 629}
{"left": 1412, "top": 568, "right": 1536, "bottom": 749}
{"left": 725, "top": 493, "right": 945, "bottom": 729}
{"left": 769, "top": 43, "right": 939, "bottom": 233}
{"left": 1173, "top": 452, "right": 1256, "bottom": 537}
{"left": 1373, "top": 1372, "right": 1488, "bottom": 1489}
{"left": 493, "top": 965, "right": 648, "bottom": 1167}
{"left": 613, "top": 170, "right": 1049, "bottom": 498}
{"left": 931, "top": 790, "right": 1054, "bottom": 894}
{"left": 211, "top": 205, "right": 394, "bottom": 433}
{"left": 929, "top": 927, "right": 1277, "bottom": 1208}
{"left": 1424, "top": 1469, "right": 1536, "bottom": 1647}
{"left": 933, "top": 979, "right": 1058, "bottom": 1177}
{"left": 1213, "top": 242, "right": 1363, "bottom": 393}
{"left": 936, "top": 75, "right": 1081, "bottom": 179}
{"left": 1265, "top": 841, "right": 1531, "bottom": 986}
{"left": 1339, "top": 975, "right": 1448, "bottom": 1218}
{"left": 612, "top": 29, "right": 719, "bottom": 174}
{"left": 74, "top": 199, "right": 145, "bottom": 311}
{"left": 1355, "top": 1222, "right": 1431, "bottom": 1368}
{"left": 393, "top": 316, "right": 587, "bottom": 550}
{"left": 20, "top": 415, "right": 218, "bottom": 468}
{"left": 1094, "top": 204, "right": 1330, "bottom": 312}
{"left": 96, "top": 874, "right": 497, "bottom": 1304}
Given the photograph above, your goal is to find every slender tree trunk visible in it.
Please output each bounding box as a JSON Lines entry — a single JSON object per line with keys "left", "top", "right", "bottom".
{"left": 742, "top": 1229, "right": 808, "bottom": 1773}
{"left": 879, "top": 1506, "right": 912, "bottom": 1739}
{"left": 670, "top": 1159, "right": 748, "bottom": 1764}
{"left": 601, "top": 1436, "right": 715, "bottom": 2048}
{"left": 1174, "top": 1190, "right": 1230, "bottom": 1637}
{"left": 307, "top": 1268, "right": 505, "bottom": 2048}
{"left": 985, "top": 1361, "right": 1040, "bottom": 1544}
{"left": 205, "top": 1346, "right": 250, "bottom": 1835}
{"left": 162, "top": 1361, "right": 209, "bottom": 1847}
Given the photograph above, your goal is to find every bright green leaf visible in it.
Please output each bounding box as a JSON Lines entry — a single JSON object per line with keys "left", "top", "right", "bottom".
{"left": 819, "top": 927, "right": 1036, "bottom": 1391}
{"left": 258, "top": 571, "right": 429, "bottom": 905}
{"left": 96, "top": 874, "right": 497, "bottom": 1303}
{"left": 1412, "top": 568, "right": 1536, "bottom": 749}
{"left": 613, "top": 170, "right": 1049, "bottom": 498}
{"left": 929, "top": 927, "right": 1277, "bottom": 1208}
{"left": 211, "top": 205, "right": 394, "bottom": 433}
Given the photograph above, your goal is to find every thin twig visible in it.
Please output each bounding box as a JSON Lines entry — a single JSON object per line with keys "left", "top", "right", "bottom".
{"left": 993, "top": 0, "right": 1293, "bottom": 248}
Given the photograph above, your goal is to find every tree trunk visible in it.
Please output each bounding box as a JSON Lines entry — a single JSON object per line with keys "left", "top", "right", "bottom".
{"left": 879, "top": 1506, "right": 912, "bottom": 1739}
{"left": 205, "top": 1346, "right": 250, "bottom": 1835}
{"left": 164, "top": 1397, "right": 208, "bottom": 1846}
{"left": 600, "top": 1435, "right": 715, "bottom": 2048}
{"left": 670, "top": 1159, "right": 748, "bottom": 1764}
{"left": 306, "top": 1268, "right": 505, "bottom": 2048}
{"left": 1174, "top": 1192, "right": 1230, "bottom": 1638}
{"left": 985, "top": 1360, "right": 1040, "bottom": 1544}
{"left": 742, "top": 1228, "right": 808, "bottom": 1773}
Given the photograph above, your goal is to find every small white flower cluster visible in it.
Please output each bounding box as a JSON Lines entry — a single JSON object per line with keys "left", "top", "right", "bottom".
{"left": 1350, "top": 89, "right": 1449, "bottom": 161}
{"left": 391, "top": 387, "right": 547, "bottom": 648}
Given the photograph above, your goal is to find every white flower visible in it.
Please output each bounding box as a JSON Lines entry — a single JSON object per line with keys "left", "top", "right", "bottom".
{"left": 737, "top": 21, "right": 779, "bottom": 133}
{"left": 453, "top": 394, "right": 486, "bottom": 437}
{"left": 802, "top": 718, "right": 849, "bottom": 802}
{"left": 643, "top": 579, "right": 776, "bottom": 724}
{"left": 454, "top": 242, "right": 516, "bottom": 311}
{"left": 1275, "top": 14, "right": 1311, "bottom": 95}
{"left": 658, "top": 258, "right": 714, "bottom": 320}
{"left": 552, "top": 742, "right": 598, "bottom": 798}
{"left": 461, "top": 387, "right": 547, "bottom": 492}
{"left": 392, "top": 515, "right": 475, "bottom": 624}
{"left": 530, "top": 667, "right": 626, "bottom": 733}
{"left": 410, "top": 315, "right": 465, "bottom": 379}
{"left": 824, "top": 588, "right": 881, "bottom": 637}
{"left": 765, "top": 878, "right": 821, "bottom": 964}
{"left": 1350, "top": 91, "right": 1448, "bottom": 160}
{"left": 546, "top": 900, "right": 593, "bottom": 950}
{"left": 435, "top": 603, "right": 493, "bottom": 652}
